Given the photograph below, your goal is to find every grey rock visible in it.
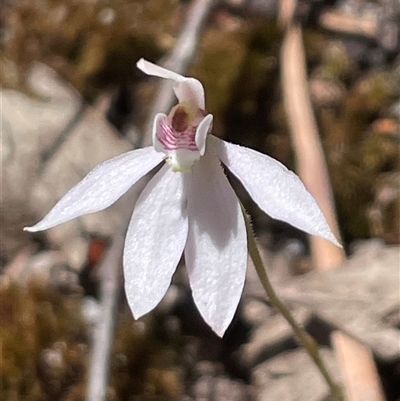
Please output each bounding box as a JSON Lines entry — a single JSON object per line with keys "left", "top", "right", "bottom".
{"left": 190, "top": 361, "right": 254, "bottom": 401}
{"left": 242, "top": 299, "right": 272, "bottom": 328}
{"left": 242, "top": 308, "right": 311, "bottom": 367}
{"left": 279, "top": 240, "right": 400, "bottom": 361}
{"left": 1, "top": 62, "right": 133, "bottom": 270}
{"left": 252, "top": 348, "right": 340, "bottom": 401}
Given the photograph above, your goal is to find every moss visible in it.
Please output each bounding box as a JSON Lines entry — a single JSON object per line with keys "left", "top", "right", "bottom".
{"left": 1, "top": 0, "right": 179, "bottom": 99}
{"left": 357, "top": 70, "right": 397, "bottom": 110}
{"left": 316, "top": 41, "right": 355, "bottom": 82}
{"left": 223, "top": 20, "right": 283, "bottom": 148}
{"left": 110, "top": 314, "right": 185, "bottom": 400}
{"left": 180, "top": 17, "right": 281, "bottom": 166}
{"left": 0, "top": 279, "right": 87, "bottom": 401}
{"left": 0, "top": 278, "right": 189, "bottom": 401}
{"left": 368, "top": 172, "right": 400, "bottom": 244}
{"left": 190, "top": 23, "right": 252, "bottom": 138}
{"left": 312, "top": 47, "right": 399, "bottom": 241}
{"left": 302, "top": 29, "right": 330, "bottom": 66}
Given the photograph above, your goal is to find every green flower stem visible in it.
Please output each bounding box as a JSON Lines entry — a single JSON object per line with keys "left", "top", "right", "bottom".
{"left": 242, "top": 206, "right": 345, "bottom": 401}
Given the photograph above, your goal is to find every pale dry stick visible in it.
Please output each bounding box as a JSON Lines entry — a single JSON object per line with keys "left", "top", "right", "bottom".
{"left": 279, "top": 0, "right": 346, "bottom": 270}
{"left": 85, "top": 1, "right": 216, "bottom": 400}
{"left": 85, "top": 178, "right": 151, "bottom": 401}
{"left": 319, "top": 10, "right": 377, "bottom": 39}
{"left": 332, "top": 331, "right": 386, "bottom": 401}
{"left": 277, "top": 1, "right": 345, "bottom": 397}
{"left": 279, "top": 3, "right": 387, "bottom": 398}
{"left": 85, "top": 222, "right": 126, "bottom": 401}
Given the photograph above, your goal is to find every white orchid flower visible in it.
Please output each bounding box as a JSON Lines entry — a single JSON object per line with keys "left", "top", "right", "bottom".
{"left": 25, "top": 58, "right": 340, "bottom": 336}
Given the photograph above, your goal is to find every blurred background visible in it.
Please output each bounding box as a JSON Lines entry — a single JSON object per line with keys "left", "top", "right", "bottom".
{"left": 1, "top": 0, "right": 399, "bottom": 400}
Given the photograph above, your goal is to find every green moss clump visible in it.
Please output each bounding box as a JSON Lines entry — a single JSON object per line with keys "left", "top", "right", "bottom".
{"left": 192, "top": 19, "right": 284, "bottom": 151}
{"left": 0, "top": 279, "right": 87, "bottom": 401}
{"left": 190, "top": 22, "right": 252, "bottom": 138}
{"left": 314, "top": 40, "right": 355, "bottom": 82}
{"left": 110, "top": 314, "right": 185, "bottom": 401}
{"left": 1, "top": 0, "right": 179, "bottom": 99}
{"left": 0, "top": 277, "right": 189, "bottom": 401}
{"left": 319, "top": 66, "right": 399, "bottom": 240}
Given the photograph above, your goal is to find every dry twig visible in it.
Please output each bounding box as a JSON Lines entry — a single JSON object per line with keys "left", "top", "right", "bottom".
{"left": 85, "top": 224, "right": 126, "bottom": 401}
{"left": 318, "top": 10, "right": 377, "bottom": 39}
{"left": 278, "top": 3, "right": 388, "bottom": 399}
{"left": 332, "top": 331, "right": 386, "bottom": 401}
{"left": 279, "top": 0, "right": 345, "bottom": 270}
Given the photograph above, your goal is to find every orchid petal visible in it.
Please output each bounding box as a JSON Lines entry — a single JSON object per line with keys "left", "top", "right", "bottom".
{"left": 195, "top": 114, "right": 213, "bottom": 156}
{"left": 152, "top": 112, "right": 168, "bottom": 153}
{"left": 124, "top": 164, "right": 188, "bottom": 319}
{"left": 25, "top": 147, "right": 164, "bottom": 232}
{"left": 212, "top": 136, "right": 341, "bottom": 246}
{"left": 137, "top": 58, "right": 205, "bottom": 109}
{"left": 185, "top": 150, "right": 247, "bottom": 336}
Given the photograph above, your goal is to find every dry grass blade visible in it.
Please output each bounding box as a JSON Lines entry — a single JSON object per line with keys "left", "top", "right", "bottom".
{"left": 319, "top": 10, "right": 377, "bottom": 39}
{"left": 332, "top": 331, "right": 386, "bottom": 401}
{"left": 279, "top": 0, "right": 346, "bottom": 270}
{"left": 85, "top": 228, "right": 126, "bottom": 401}
{"left": 279, "top": 3, "right": 389, "bottom": 400}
